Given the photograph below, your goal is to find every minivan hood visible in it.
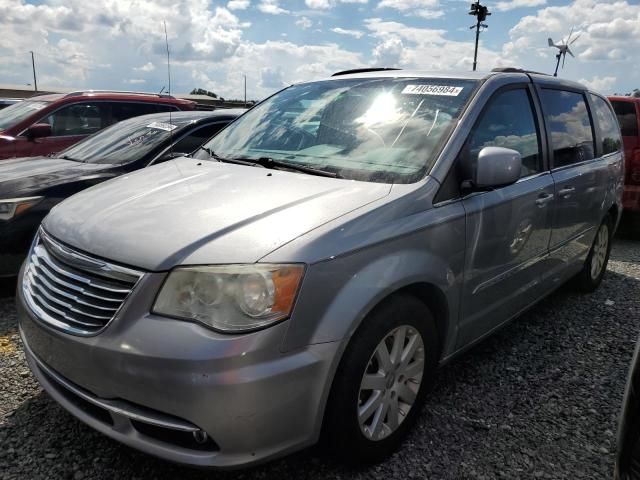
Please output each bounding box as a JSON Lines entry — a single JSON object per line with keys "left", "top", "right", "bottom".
{"left": 44, "top": 158, "right": 391, "bottom": 270}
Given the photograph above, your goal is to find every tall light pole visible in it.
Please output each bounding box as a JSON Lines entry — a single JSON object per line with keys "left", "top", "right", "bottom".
{"left": 243, "top": 74, "right": 247, "bottom": 107}
{"left": 29, "top": 51, "right": 38, "bottom": 92}
{"left": 469, "top": 1, "right": 490, "bottom": 72}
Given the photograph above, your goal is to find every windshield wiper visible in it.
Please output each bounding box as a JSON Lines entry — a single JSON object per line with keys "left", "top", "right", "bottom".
{"left": 59, "top": 154, "right": 83, "bottom": 162}
{"left": 200, "top": 148, "right": 340, "bottom": 178}
{"left": 232, "top": 156, "right": 340, "bottom": 178}
{"left": 195, "top": 147, "right": 255, "bottom": 165}
{"left": 196, "top": 146, "right": 216, "bottom": 158}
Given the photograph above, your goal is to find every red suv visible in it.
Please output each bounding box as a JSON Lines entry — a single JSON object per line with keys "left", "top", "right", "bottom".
{"left": 609, "top": 96, "right": 640, "bottom": 214}
{"left": 0, "top": 91, "right": 195, "bottom": 159}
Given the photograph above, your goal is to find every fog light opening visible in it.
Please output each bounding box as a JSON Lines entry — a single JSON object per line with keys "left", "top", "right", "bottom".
{"left": 193, "top": 430, "right": 209, "bottom": 444}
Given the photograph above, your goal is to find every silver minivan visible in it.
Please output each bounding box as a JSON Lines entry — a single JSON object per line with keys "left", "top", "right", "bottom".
{"left": 17, "top": 69, "right": 624, "bottom": 468}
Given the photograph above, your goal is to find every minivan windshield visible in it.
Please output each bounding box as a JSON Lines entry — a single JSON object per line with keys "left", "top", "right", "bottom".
{"left": 201, "top": 77, "right": 478, "bottom": 183}
{"left": 0, "top": 100, "right": 49, "bottom": 131}
{"left": 59, "top": 115, "right": 188, "bottom": 164}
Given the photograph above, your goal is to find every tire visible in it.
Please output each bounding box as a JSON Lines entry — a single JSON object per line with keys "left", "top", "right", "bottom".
{"left": 576, "top": 214, "right": 613, "bottom": 293}
{"left": 322, "top": 294, "right": 439, "bottom": 464}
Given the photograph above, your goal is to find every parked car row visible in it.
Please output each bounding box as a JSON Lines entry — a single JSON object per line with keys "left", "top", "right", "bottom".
{"left": 0, "top": 90, "right": 195, "bottom": 159}
{"left": 0, "top": 109, "right": 243, "bottom": 277}
{"left": 6, "top": 68, "right": 627, "bottom": 470}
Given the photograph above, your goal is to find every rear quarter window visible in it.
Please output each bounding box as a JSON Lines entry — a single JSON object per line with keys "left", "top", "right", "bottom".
{"left": 540, "top": 89, "right": 595, "bottom": 168}
{"left": 611, "top": 101, "right": 639, "bottom": 137}
{"left": 590, "top": 95, "right": 622, "bottom": 155}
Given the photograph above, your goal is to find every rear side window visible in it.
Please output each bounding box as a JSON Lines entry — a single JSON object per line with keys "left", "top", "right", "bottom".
{"left": 590, "top": 95, "right": 622, "bottom": 155}
{"left": 466, "top": 88, "right": 541, "bottom": 178}
{"left": 170, "top": 123, "right": 226, "bottom": 155}
{"left": 44, "top": 103, "right": 108, "bottom": 137}
{"left": 110, "top": 103, "right": 159, "bottom": 123}
{"left": 540, "top": 89, "right": 595, "bottom": 168}
{"left": 611, "top": 101, "right": 639, "bottom": 137}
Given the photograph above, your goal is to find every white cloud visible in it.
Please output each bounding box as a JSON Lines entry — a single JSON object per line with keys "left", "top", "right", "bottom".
{"left": 366, "top": 18, "right": 505, "bottom": 70}
{"left": 377, "top": 0, "right": 443, "bottom": 18}
{"left": 304, "top": 0, "right": 368, "bottom": 9}
{"left": 495, "top": 0, "right": 546, "bottom": 12}
{"left": 503, "top": 0, "right": 640, "bottom": 83}
{"left": 134, "top": 62, "right": 155, "bottom": 72}
{"left": 372, "top": 36, "right": 405, "bottom": 66}
{"left": 196, "top": 40, "right": 363, "bottom": 98}
{"left": 331, "top": 27, "right": 364, "bottom": 38}
{"left": 296, "top": 16, "right": 313, "bottom": 29}
{"left": 305, "top": 0, "right": 334, "bottom": 9}
{"left": 125, "top": 79, "right": 146, "bottom": 84}
{"left": 579, "top": 76, "right": 617, "bottom": 93}
{"left": 227, "top": 0, "right": 250, "bottom": 9}
{"left": 258, "top": 0, "right": 290, "bottom": 14}
{"left": 260, "top": 66, "right": 286, "bottom": 89}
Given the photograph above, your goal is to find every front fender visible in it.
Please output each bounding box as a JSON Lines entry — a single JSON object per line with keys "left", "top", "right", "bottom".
{"left": 282, "top": 242, "right": 463, "bottom": 358}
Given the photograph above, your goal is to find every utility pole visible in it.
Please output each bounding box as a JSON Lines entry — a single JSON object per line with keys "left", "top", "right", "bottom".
{"left": 469, "top": 1, "right": 490, "bottom": 72}
{"left": 29, "top": 51, "right": 38, "bottom": 92}
{"left": 243, "top": 74, "right": 247, "bottom": 107}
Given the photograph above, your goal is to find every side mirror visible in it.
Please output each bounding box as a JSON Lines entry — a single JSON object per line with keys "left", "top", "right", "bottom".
{"left": 473, "top": 146, "right": 522, "bottom": 189}
{"left": 26, "top": 123, "right": 52, "bottom": 140}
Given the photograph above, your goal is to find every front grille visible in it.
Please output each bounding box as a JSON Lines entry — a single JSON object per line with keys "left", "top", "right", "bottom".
{"left": 22, "top": 229, "right": 143, "bottom": 335}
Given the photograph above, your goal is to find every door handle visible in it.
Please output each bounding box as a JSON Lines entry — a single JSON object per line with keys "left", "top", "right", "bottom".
{"left": 558, "top": 187, "right": 575, "bottom": 197}
{"left": 535, "top": 193, "right": 554, "bottom": 207}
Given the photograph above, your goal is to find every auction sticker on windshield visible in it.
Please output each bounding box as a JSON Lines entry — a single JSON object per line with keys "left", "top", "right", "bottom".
{"left": 147, "top": 122, "right": 178, "bottom": 131}
{"left": 402, "top": 85, "right": 463, "bottom": 96}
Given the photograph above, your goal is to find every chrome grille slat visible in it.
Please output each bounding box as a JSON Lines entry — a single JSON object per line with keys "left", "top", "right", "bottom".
{"left": 22, "top": 230, "right": 143, "bottom": 336}
{"left": 27, "top": 270, "right": 120, "bottom": 312}
{"left": 27, "top": 274, "right": 113, "bottom": 320}
{"left": 37, "top": 248, "right": 132, "bottom": 294}
{"left": 24, "top": 281, "right": 104, "bottom": 328}
{"left": 31, "top": 256, "right": 125, "bottom": 303}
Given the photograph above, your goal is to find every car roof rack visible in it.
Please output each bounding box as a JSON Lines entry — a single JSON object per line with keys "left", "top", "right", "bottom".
{"left": 63, "top": 90, "right": 175, "bottom": 99}
{"left": 331, "top": 68, "right": 402, "bottom": 77}
{"left": 491, "top": 67, "right": 550, "bottom": 76}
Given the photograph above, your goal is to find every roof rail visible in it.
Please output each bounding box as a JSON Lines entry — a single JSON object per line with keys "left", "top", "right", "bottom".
{"left": 491, "top": 67, "right": 550, "bottom": 76}
{"left": 63, "top": 90, "right": 175, "bottom": 99}
{"left": 332, "top": 68, "right": 402, "bottom": 77}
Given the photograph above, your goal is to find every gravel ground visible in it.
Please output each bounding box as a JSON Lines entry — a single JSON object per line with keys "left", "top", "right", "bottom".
{"left": 1, "top": 237, "right": 639, "bottom": 480}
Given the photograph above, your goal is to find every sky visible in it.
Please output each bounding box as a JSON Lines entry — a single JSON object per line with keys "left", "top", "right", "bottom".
{"left": 0, "top": 0, "right": 638, "bottom": 100}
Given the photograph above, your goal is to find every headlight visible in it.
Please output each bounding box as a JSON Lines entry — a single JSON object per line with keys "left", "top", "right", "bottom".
{"left": 152, "top": 264, "right": 305, "bottom": 332}
{"left": 0, "top": 197, "right": 43, "bottom": 221}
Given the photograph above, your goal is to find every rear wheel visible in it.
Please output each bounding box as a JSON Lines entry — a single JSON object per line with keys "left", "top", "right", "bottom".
{"left": 577, "top": 214, "right": 613, "bottom": 292}
{"left": 322, "top": 294, "right": 439, "bottom": 464}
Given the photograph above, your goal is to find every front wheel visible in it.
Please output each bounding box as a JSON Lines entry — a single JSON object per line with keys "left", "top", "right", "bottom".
{"left": 576, "top": 214, "right": 613, "bottom": 293}
{"left": 322, "top": 294, "right": 439, "bottom": 464}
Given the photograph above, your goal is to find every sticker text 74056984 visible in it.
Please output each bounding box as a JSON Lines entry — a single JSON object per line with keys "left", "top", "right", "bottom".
{"left": 402, "top": 85, "right": 464, "bottom": 96}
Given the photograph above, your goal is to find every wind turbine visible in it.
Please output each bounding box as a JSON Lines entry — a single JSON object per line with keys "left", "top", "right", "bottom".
{"left": 548, "top": 27, "right": 581, "bottom": 77}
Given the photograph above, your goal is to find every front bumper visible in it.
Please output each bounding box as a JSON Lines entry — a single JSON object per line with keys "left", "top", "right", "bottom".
{"left": 17, "top": 270, "right": 340, "bottom": 469}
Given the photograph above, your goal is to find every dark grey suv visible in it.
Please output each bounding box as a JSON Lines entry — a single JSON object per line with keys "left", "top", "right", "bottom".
{"left": 17, "top": 68, "right": 624, "bottom": 468}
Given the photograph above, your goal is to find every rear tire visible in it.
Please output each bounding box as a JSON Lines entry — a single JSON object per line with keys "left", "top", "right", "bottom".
{"left": 576, "top": 214, "right": 613, "bottom": 293}
{"left": 322, "top": 294, "right": 439, "bottom": 464}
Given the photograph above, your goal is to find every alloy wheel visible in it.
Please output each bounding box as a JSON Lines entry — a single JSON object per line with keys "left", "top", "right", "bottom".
{"left": 357, "top": 325, "right": 425, "bottom": 441}
{"left": 590, "top": 223, "right": 609, "bottom": 280}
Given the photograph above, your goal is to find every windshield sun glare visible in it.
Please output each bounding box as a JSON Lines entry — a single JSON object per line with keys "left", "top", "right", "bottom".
{"left": 203, "top": 77, "right": 477, "bottom": 183}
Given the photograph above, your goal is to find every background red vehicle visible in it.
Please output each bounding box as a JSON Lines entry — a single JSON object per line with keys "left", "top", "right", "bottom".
{"left": 0, "top": 91, "right": 195, "bottom": 160}
{"left": 609, "top": 96, "right": 640, "bottom": 216}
